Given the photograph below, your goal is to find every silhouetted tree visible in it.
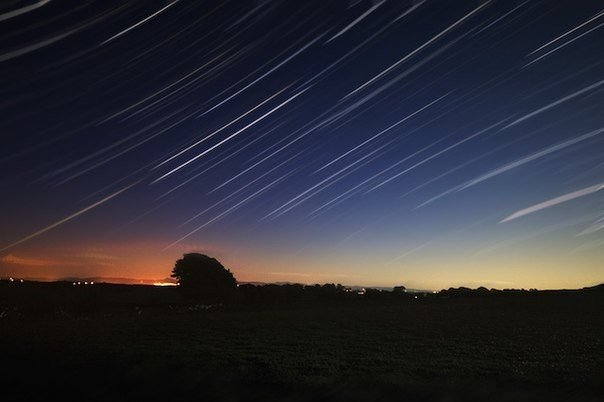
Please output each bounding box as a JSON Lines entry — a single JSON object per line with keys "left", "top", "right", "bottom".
{"left": 171, "top": 253, "right": 237, "bottom": 303}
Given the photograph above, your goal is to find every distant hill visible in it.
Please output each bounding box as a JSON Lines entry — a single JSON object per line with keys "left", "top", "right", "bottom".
{"left": 582, "top": 283, "right": 604, "bottom": 292}
{"left": 0, "top": 276, "right": 177, "bottom": 285}
{"left": 2, "top": 276, "right": 601, "bottom": 293}
{"left": 59, "top": 277, "right": 177, "bottom": 285}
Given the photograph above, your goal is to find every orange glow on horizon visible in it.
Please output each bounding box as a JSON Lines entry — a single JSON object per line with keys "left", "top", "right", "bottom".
{"left": 0, "top": 237, "right": 602, "bottom": 291}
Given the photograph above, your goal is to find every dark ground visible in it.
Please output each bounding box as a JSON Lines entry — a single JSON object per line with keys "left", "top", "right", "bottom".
{"left": 1, "top": 282, "right": 603, "bottom": 401}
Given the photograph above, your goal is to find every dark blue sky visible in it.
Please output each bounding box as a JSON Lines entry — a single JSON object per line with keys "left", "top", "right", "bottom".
{"left": 1, "top": 0, "right": 603, "bottom": 289}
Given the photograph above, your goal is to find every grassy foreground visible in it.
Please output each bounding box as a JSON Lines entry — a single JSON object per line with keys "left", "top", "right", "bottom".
{"left": 1, "top": 286, "right": 603, "bottom": 401}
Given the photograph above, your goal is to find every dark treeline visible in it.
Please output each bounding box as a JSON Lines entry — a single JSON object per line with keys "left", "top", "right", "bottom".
{"left": 1, "top": 279, "right": 603, "bottom": 318}
{"left": 238, "top": 283, "right": 410, "bottom": 302}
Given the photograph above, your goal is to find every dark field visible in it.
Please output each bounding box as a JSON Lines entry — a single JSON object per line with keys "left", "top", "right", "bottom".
{"left": 1, "top": 283, "right": 603, "bottom": 401}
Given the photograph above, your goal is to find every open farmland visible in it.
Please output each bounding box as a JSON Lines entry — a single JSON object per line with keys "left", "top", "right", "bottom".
{"left": 1, "top": 283, "right": 603, "bottom": 401}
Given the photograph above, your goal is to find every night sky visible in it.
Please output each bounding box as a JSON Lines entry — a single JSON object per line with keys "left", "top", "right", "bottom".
{"left": 1, "top": 0, "right": 603, "bottom": 289}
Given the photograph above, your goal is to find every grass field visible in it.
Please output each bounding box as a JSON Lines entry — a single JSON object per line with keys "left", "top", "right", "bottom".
{"left": 1, "top": 285, "right": 603, "bottom": 401}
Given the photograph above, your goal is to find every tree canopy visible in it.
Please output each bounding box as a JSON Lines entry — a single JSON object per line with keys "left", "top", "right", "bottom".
{"left": 171, "top": 253, "right": 237, "bottom": 302}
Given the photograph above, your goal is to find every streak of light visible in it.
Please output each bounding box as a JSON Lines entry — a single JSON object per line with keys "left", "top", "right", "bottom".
{"left": 570, "top": 238, "right": 604, "bottom": 254}
{"left": 209, "top": 104, "right": 350, "bottom": 193}
{"left": 123, "top": 45, "right": 254, "bottom": 121}
{"left": 368, "top": 119, "right": 506, "bottom": 192}
{"left": 155, "top": 86, "right": 288, "bottom": 169}
{"left": 503, "top": 80, "right": 604, "bottom": 128}
{"left": 312, "top": 129, "right": 464, "bottom": 215}
{"left": 345, "top": 1, "right": 491, "bottom": 98}
{"left": 472, "top": 1, "right": 529, "bottom": 36}
{"left": 388, "top": 216, "right": 494, "bottom": 264}
{"left": 1, "top": 4, "right": 93, "bottom": 46}
{"left": 389, "top": 240, "right": 437, "bottom": 263}
{"left": 249, "top": 58, "right": 444, "bottom": 171}
{"left": 209, "top": 131, "right": 315, "bottom": 192}
{"left": 0, "top": 0, "right": 52, "bottom": 22}
{"left": 152, "top": 86, "right": 310, "bottom": 183}
{"left": 0, "top": 9, "right": 115, "bottom": 63}
{"left": 58, "top": 108, "right": 199, "bottom": 184}
{"left": 268, "top": 145, "right": 390, "bottom": 220}
{"left": 340, "top": 32, "right": 464, "bottom": 105}
{"left": 500, "top": 183, "right": 604, "bottom": 223}
{"left": 78, "top": 159, "right": 160, "bottom": 203}
{"left": 156, "top": 122, "right": 290, "bottom": 201}
{"left": 404, "top": 141, "right": 518, "bottom": 204}
{"left": 199, "top": 31, "right": 325, "bottom": 116}
{"left": 326, "top": 0, "right": 386, "bottom": 43}
{"left": 459, "top": 127, "right": 604, "bottom": 191}
{"left": 225, "top": 2, "right": 268, "bottom": 30}
{"left": 414, "top": 115, "right": 604, "bottom": 208}
{"left": 192, "top": 22, "right": 320, "bottom": 117}
{"left": 48, "top": 107, "right": 184, "bottom": 180}
{"left": 189, "top": 119, "right": 290, "bottom": 173}
{"left": 97, "top": 48, "right": 232, "bottom": 123}
{"left": 123, "top": 6, "right": 224, "bottom": 65}
{"left": 315, "top": 92, "right": 450, "bottom": 173}
{"left": 162, "top": 173, "right": 292, "bottom": 250}
{"left": 528, "top": 9, "right": 604, "bottom": 55}
{"left": 215, "top": 2, "right": 426, "bottom": 173}
{"left": 577, "top": 216, "right": 604, "bottom": 236}
{"left": 113, "top": 196, "right": 177, "bottom": 233}
{"left": 308, "top": 190, "right": 358, "bottom": 220}
{"left": 264, "top": 141, "right": 391, "bottom": 220}
{"left": 475, "top": 213, "right": 599, "bottom": 256}
{"left": 300, "top": 1, "right": 426, "bottom": 90}
{"left": 101, "top": 1, "right": 180, "bottom": 44}
{"left": 392, "top": 1, "right": 427, "bottom": 22}
{"left": 179, "top": 152, "right": 304, "bottom": 226}
{"left": 0, "top": 182, "right": 138, "bottom": 252}
{"left": 524, "top": 21, "right": 604, "bottom": 68}
{"left": 243, "top": 114, "right": 327, "bottom": 164}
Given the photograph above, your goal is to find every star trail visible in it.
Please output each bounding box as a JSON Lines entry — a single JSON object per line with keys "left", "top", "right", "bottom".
{"left": 1, "top": 0, "right": 603, "bottom": 289}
